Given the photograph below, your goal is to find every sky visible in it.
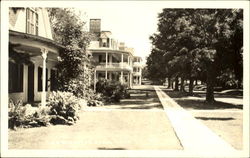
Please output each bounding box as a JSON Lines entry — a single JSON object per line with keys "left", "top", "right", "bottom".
{"left": 75, "top": 2, "right": 166, "bottom": 63}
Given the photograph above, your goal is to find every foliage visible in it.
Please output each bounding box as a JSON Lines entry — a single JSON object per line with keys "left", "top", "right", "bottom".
{"left": 148, "top": 9, "right": 243, "bottom": 102}
{"left": 8, "top": 99, "right": 51, "bottom": 129}
{"left": 47, "top": 8, "right": 93, "bottom": 94}
{"left": 96, "top": 79, "right": 129, "bottom": 103}
{"left": 8, "top": 91, "right": 85, "bottom": 129}
{"left": 141, "top": 66, "right": 149, "bottom": 79}
{"left": 47, "top": 91, "right": 82, "bottom": 125}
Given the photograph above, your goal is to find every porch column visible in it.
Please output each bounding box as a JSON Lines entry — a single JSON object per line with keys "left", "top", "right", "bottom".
{"left": 94, "top": 69, "right": 97, "bottom": 92}
{"left": 105, "top": 52, "right": 108, "bottom": 68}
{"left": 130, "top": 72, "right": 133, "bottom": 88}
{"left": 121, "top": 71, "right": 123, "bottom": 84}
{"left": 105, "top": 52, "right": 108, "bottom": 79}
{"left": 41, "top": 48, "right": 48, "bottom": 106}
{"left": 139, "top": 76, "right": 142, "bottom": 85}
{"left": 109, "top": 53, "right": 112, "bottom": 65}
{"left": 128, "top": 73, "right": 130, "bottom": 87}
{"left": 121, "top": 53, "right": 124, "bottom": 68}
{"left": 109, "top": 72, "right": 112, "bottom": 80}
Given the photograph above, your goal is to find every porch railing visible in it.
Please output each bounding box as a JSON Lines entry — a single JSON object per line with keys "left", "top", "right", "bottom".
{"left": 96, "top": 62, "right": 132, "bottom": 70}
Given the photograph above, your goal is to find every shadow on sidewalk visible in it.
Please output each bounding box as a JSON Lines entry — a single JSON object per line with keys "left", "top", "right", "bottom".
{"left": 105, "top": 89, "right": 163, "bottom": 110}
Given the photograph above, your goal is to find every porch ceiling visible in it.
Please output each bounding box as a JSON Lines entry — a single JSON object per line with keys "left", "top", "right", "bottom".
{"left": 9, "top": 30, "right": 63, "bottom": 60}
{"left": 10, "top": 43, "right": 58, "bottom": 60}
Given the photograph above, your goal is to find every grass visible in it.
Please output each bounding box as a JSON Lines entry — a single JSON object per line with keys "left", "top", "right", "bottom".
{"left": 8, "top": 87, "right": 183, "bottom": 150}
{"left": 175, "top": 99, "right": 242, "bottom": 110}
{"left": 163, "top": 89, "right": 243, "bottom": 110}
{"left": 163, "top": 89, "right": 243, "bottom": 150}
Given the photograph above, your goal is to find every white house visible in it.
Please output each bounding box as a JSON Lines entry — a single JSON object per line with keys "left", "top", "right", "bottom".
{"left": 9, "top": 7, "right": 62, "bottom": 105}
{"left": 88, "top": 19, "right": 143, "bottom": 89}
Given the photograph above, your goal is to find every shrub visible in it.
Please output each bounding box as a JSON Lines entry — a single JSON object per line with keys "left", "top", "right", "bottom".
{"left": 47, "top": 91, "right": 82, "bottom": 125}
{"left": 96, "top": 79, "right": 129, "bottom": 103}
{"left": 84, "top": 89, "right": 104, "bottom": 106}
{"left": 65, "top": 79, "right": 104, "bottom": 107}
{"left": 8, "top": 99, "right": 51, "bottom": 129}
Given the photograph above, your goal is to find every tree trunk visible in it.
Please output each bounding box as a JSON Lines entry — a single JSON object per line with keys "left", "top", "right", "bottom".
{"left": 189, "top": 77, "right": 194, "bottom": 95}
{"left": 171, "top": 80, "right": 174, "bottom": 89}
{"left": 180, "top": 77, "right": 185, "bottom": 92}
{"left": 174, "top": 76, "right": 179, "bottom": 91}
{"left": 206, "top": 67, "right": 215, "bottom": 103}
{"left": 167, "top": 77, "right": 171, "bottom": 88}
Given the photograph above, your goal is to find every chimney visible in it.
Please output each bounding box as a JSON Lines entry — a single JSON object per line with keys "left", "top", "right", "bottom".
{"left": 89, "top": 19, "right": 101, "bottom": 34}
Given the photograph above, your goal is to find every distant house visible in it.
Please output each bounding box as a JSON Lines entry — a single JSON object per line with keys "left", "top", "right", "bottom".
{"left": 9, "top": 8, "right": 62, "bottom": 105}
{"left": 133, "top": 56, "right": 142, "bottom": 85}
{"left": 87, "top": 19, "right": 143, "bottom": 88}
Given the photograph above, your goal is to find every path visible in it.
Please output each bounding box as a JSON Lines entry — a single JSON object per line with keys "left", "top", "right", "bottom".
{"left": 154, "top": 86, "right": 240, "bottom": 156}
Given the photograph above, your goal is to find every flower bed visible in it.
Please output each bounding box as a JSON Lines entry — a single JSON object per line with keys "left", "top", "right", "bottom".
{"left": 8, "top": 91, "right": 88, "bottom": 129}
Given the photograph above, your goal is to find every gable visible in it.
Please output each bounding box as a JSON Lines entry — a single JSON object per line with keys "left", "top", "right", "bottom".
{"left": 9, "top": 7, "right": 53, "bottom": 40}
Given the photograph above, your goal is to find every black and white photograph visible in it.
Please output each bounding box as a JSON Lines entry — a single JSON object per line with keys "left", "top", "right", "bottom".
{"left": 1, "top": 1, "right": 249, "bottom": 157}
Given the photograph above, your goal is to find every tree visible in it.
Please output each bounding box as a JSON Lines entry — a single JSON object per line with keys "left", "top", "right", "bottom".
{"left": 141, "top": 66, "right": 149, "bottom": 79}
{"left": 47, "top": 8, "right": 93, "bottom": 98}
{"left": 148, "top": 9, "right": 243, "bottom": 103}
{"left": 146, "top": 48, "right": 167, "bottom": 84}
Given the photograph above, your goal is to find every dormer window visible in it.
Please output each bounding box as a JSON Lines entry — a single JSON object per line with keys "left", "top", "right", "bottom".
{"left": 26, "top": 8, "right": 38, "bottom": 35}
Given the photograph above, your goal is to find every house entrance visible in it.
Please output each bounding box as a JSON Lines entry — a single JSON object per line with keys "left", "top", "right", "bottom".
{"left": 28, "top": 63, "right": 34, "bottom": 102}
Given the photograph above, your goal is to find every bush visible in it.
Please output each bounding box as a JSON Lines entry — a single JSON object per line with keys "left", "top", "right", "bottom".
{"left": 96, "top": 79, "right": 129, "bottom": 103}
{"left": 8, "top": 91, "right": 86, "bottom": 129}
{"left": 47, "top": 91, "right": 82, "bottom": 125}
{"left": 65, "top": 79, "right": 104, "bottom": 107}
{"left": 84, "top": 89, "right": 104, "bottom": 106}
{"left": 8, "top": 99, "right": 51, "bottom": 129}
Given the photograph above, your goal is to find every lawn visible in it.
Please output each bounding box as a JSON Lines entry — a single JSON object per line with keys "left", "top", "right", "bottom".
{"left": 8, "top": 87, "right": 182, "bottom": 150}
{"left": 163, "top": 89, "right": 243, "bottom": 150}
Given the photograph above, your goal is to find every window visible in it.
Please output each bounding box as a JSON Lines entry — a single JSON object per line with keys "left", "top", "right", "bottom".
{"left": 38, "top": 67, "right": 48, "bottom": 92}
{"left": 26, "top": 8, "right": 38, "bottom": 35}
{"left": 9, "top": 62, "right": 23, "bottom": 93}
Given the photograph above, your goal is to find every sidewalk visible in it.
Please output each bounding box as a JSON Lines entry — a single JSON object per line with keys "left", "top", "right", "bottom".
{"left": 154, "top": 86, "right": 239, "bottom": 156}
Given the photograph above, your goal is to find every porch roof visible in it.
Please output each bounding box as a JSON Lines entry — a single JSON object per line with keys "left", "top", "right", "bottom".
{"left": 9, "top": 30, "right": 64, "bottom": 49}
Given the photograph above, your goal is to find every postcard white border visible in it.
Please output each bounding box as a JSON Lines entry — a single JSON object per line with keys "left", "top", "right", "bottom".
{"left": 1, "top": 1, "right": 249, "bottom": 157}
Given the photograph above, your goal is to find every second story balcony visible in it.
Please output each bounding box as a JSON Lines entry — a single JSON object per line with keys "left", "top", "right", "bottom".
{"left": 91, "top": 50, "right": 133, "bottom": 71}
